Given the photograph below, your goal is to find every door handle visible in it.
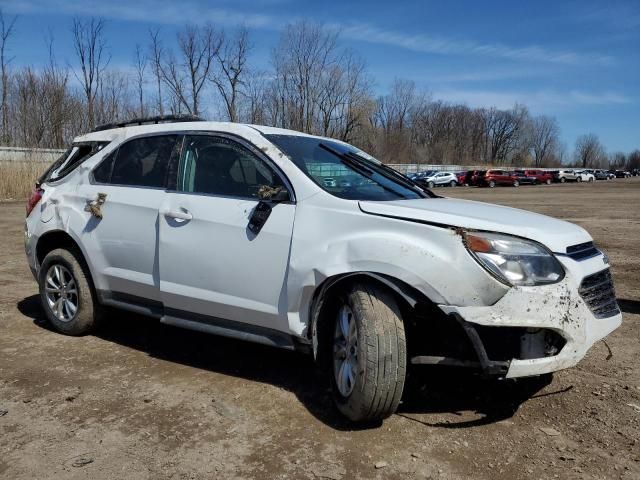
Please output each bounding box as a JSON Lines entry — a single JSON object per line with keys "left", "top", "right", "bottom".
{"left": 162, "top": 208, "right": 193, "bottom": 221}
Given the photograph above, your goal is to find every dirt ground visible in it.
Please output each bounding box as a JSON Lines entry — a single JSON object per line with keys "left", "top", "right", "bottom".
{"left": 1, "top": 179, "right": 639, "bottom": 480}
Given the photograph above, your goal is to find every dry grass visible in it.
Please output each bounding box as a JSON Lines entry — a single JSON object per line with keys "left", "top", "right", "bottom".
{"left": 0, "top": 161, "right": 47, "bottom": 200}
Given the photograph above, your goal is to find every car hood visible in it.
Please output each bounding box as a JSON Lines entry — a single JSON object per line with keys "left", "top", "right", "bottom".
{"left": 359, "top": 197, "right": 592, "bottom": 252}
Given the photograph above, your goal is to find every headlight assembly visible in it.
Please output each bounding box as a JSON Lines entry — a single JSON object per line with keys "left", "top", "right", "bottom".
{"left": 463, "top": 231, "right": 565, "bottom": 286}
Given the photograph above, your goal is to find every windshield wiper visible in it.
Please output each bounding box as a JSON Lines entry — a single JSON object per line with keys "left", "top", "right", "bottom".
{"left": 319, "top": 143, "right": 413, "bottom": 199}
{"left": 319, "top": 143, "right": 430, "bottom": 198}
{"left": 342, "top": 151, "right": 430, "bottom": 195}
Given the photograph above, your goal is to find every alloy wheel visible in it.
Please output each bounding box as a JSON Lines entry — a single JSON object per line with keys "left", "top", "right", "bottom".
{"left": 44, "top": 264, "right": 78, "bottom": 322}
{"left": 333, "top": 304, "right": 358, "bottom": 397}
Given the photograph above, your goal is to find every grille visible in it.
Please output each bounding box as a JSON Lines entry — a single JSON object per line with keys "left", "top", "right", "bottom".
{"left": 579, "top": 269, "right": 620, "bottom": 319}
{"left": 566, "top": 241, "right": 599, "bottom": 261}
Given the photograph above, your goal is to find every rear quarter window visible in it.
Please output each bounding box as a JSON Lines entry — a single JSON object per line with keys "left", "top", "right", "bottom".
{"left": 42, "top": 142, "right": 109, "bottom": 183}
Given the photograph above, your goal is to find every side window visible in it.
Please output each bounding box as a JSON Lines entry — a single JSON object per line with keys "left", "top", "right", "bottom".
{"left": 93, "top": 150, "right": 116, "bottom": 183}
{"left": 104, "top": 135, "right": 181, "bottom": 188}
{"left": 178, "top": 135, "right": 283, "bottom": 198}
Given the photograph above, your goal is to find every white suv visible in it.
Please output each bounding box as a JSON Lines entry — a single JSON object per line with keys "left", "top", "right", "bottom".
{"left": 422, "top": 171, "right": 458, "bottom": 188}
{"left": 25, "top": 117, "right": 621, "bottom": 422}
{"left": 573, "top": 170, "right": 596, "bottom": 182}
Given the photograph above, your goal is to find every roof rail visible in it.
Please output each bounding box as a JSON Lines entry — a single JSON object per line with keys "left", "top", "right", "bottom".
{"left": 92, "top": 114, "right": 205, "bottom": 132}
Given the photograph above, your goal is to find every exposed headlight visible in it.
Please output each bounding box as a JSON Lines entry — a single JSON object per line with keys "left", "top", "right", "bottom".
{"left": 463, "top": 231, "right": 565, "bottom": 286}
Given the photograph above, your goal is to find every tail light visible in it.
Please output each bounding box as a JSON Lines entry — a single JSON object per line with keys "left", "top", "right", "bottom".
{"left": 26, "top": 184, "right": 44, "bottom": 217}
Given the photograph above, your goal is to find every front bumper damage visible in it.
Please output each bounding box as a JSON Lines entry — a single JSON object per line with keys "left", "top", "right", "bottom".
{"left": 430, "top": 255, "right": 622, "bottom": 378}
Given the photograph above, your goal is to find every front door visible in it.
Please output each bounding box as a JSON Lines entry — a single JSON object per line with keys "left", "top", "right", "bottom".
{"left": 158, "top": 134, "right": 296, "bottom": 334}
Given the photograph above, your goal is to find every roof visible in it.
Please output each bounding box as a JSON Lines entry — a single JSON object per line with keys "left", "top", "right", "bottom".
{"left": 73, "top": 121, "right": 320, "bottom": 144}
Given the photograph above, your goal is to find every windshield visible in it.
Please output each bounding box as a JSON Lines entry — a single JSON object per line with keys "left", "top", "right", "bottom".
{"left": 265, "top": 134, "right": 427, "bottom": 201}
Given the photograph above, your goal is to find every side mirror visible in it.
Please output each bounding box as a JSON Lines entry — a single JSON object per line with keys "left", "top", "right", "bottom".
{"left": 257, "top": 185, "right": 290, "bottom": 203}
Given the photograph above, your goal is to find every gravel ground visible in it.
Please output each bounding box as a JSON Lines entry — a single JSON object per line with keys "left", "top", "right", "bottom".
{"left": 1, "top": 178, "right": 639, "bottom": 479}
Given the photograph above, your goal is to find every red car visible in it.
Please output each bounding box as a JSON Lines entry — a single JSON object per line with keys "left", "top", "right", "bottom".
{"left": 464, "top": 170, "right": 486, "bottom": 186}
{"left": 455, "top": 171, "right": 467, "bottom": 185}
{"left": 480, "top": 169, "right": 519, "bottom": 187}
{"left": 523, "top": 169, "right": 554, "bottom": 185}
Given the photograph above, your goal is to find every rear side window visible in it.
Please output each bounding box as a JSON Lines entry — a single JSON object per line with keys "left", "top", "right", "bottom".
{"left": 42, "top": 142, "right": 109, "bottom": 183}
{"left": 94, "top": 135, "right": 181, "bottom": 188}
{"left": 178, "top": 135, "right": 283, "bottom": 198}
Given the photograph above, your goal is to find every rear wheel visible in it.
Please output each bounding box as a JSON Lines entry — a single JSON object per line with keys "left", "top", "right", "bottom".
{"left": 513, "top": 180, "right": 520, "bottom": 187}
{"left": 331, "top": 283, "right": 406, "bottom": 422}
{"left": 546, "top": 178, "right": 552, "bottom": 185}
{"left": 427, "top": 181, "right": 435, "bottom": 188}
{"left": 488, "top": 180, "right": 496, "bottom": 188}
{"left": 560, "top": 177, "right": 566, "bottom": 183}
{"left": 577, "top": 177, "right": 582, "bottom": 183}
{"left": 449, "top": 180, "right": 457, "bottom": 187}
{"left": 38, "top": 248, "right": 103, "bottom": 335}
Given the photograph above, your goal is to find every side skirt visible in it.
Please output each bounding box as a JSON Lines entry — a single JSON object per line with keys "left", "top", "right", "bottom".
{"left": 97, "top": 290, "right": 310, "bottom": 353}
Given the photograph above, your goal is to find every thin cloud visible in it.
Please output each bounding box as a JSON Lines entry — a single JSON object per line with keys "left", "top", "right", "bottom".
{"left": 432, "top": 89, "right": 632, "bottom": 111}
{"left": 2, "top": 0, "right": 614, "bottom": 66}
{"left": 335, "top": 22, "right": 614, "bottom": 66}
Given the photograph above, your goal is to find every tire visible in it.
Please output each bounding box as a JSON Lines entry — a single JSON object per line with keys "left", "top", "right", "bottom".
{"left": 513, "top": 180, "right": 520, "bottom": 187}
{"left": 38, "top": 247, "right": 103, "bottom": 335}
{"left": 330, "top": 283, "right": 406, "bottom": 422}
{"left": 488, "top": 180, "right": 496, "bottom": 188}
{"left": 427, "top": 181, "right": 434, "bottom": 188}
{"left": 577, "top": 177, "right": 582, "bottom": 183}
{"left": 449, "top": 180, "right": 456, "bottom": 187}
{"left": 546, "top": 178, "right": 551, "bottom": 185}
{"left": 560, "top": 177, "right": 566, "bottom": 183}
{"left": 589, "top": 177, "right": 594, "bottom": 182}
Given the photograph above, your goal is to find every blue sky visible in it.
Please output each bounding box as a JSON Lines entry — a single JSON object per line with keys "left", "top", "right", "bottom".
{"left": 1, "top": 0, "right": 638, "bottom": 153}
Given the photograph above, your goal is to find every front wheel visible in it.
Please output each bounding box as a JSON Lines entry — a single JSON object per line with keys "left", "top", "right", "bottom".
{"left": 513, "top": 180, "right": 520, "bottom": 187}
{"left": 546, "top": 178, "right": 552, "bottom": 185}
{"left": 449, "top": 180, "right": 457, "bottom": 187}
{"left": 331, "top": 283, "right": 406, "bottom": 422}
{"left": 577, "top": 177, "right": 582, "bottom": 183}
{"left": 427, "top": 181, "right": 435, "bottom": 188}
{"left": 488, "top": 180, "right": 496, "bottom": 188}
{"left": 560, "top": 177, "right": 566, "bottom": 183}
{"left": 38, "top": 248, "right": 103, "bottom": 335}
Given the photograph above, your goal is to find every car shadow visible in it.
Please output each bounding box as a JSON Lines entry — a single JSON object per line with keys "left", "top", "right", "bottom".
{"left": 618, "top": 298, "right": 640, "bottom": 315}
{"left": 18, "top": 294, "right": 554, "bottom": 431}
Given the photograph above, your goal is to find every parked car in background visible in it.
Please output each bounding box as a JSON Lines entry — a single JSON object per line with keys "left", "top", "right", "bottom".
{"left": 573, "top": 170, "right": 595, "bottom": 182}
{"left": 25, "top": 116, "right": 621, "bottom": 422}
{"left": 614, "top": 170, "right": 631, "bottom": 178}
{"left": 606, "top": 170, "right": 616, "bottom": 179}
{"left": 408, "top": 170, "right": 435, "bottom": 182}
{"left": 419, "top": 171, "right": 459, "bottom": 188}
{"left": 591, "top": 169, "right": 610, "bottom": 180}
{"left": 455, "top": 171, "right": 467, "bottom": 185}
{"left": 482, "top": 169, "right": 519, "bottom": 187}
{"left": 555, "top": 170, "right": 579, "bottom": 183}
{"left": 523, "top": 169, "right": 554, "bottom": 185}
{"left": 511, "top": 171, "right": 537, "bottom": 186}
{"left": 465, "top": 170, "right": 486, "bottom": 186}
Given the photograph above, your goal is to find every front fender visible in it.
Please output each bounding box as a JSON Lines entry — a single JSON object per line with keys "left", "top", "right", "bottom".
{"left": 285, "top": 200, "right": 510, "bottom": 338}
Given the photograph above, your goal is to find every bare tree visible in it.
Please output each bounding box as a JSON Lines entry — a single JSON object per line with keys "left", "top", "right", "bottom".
{"left": 0, "top": 9, "right": 17, "bottom": 144}
{"left": 71, "top": 17, "right": 109, "bottom": 129}
{"left": 133, "top": 44, "right": 147, "bottom": 117}
{"left": 575, "top": 133, "right": 605, "bottom": 168}
{"left": 148, "top": 29, "right": 164, "bottom": 115}
{"left": 485, "top": 104, "right": 529, "bottom": 164}
{"left": 212, "top": 27, "right": 249, "bottom": 122}
{"left": 157, "top": 24, "right": 221, "bottom": 116}
{"left": 271, "top": 21, "right": 339, "bottom": 133}
{"left": 530, "top": 115, "right": 559, "bottom": 167}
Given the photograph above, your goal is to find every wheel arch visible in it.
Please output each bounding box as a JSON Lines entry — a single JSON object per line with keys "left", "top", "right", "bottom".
{"left": 35, "top": 230, "right": 95, "bottom": 282}
{"left": 308, "top": 271, "right": 432, "bottom": 361}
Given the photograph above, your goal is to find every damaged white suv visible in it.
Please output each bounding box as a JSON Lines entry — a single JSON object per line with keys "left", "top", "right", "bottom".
{"left": 25, "top": 116, "right": 621, "bottom": 422}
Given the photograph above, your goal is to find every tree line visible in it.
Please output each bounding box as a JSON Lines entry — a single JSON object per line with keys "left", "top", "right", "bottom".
{"left": 0, "top": 11, "right": 638, "bottom": 171}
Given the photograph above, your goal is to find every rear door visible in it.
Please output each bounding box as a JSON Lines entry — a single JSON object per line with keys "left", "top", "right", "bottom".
{"left": 78, "top": 134, "right": 181, "bottom": 304}
{"left": 158, "top": 134, "right": 296, "bottom": 333}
